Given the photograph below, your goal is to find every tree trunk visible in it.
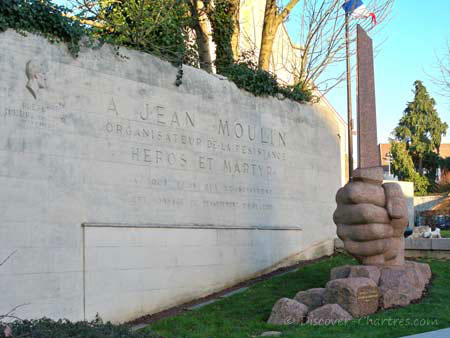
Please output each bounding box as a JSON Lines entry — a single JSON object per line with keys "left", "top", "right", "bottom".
{"left": 418, "top": 157, "right": 424, "bottom": 175}
{"left": 195, "top": 17, "right": 213, "bottom": 72}
{"left": 259, "top": 0, "right": 280, "bottom": 71}
{"left": 259, "top": 0, "right": 300, "bottom": 71}
{"left": 229, "top": 0, "right": 240, "bottom": 60}
{"left": 189, "top": 0, "right": 213, "bottom": 73}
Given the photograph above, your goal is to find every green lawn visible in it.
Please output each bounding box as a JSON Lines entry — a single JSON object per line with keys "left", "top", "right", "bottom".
{"left": 441, "top": 230, "right": 450, "bottom": 238}
{"left": 143, "top": 254, "right": 450, "bottom": 338}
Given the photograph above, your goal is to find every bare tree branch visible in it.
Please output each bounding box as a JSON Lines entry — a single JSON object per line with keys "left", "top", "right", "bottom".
{"left": 281, "top": 0, "right": 302, "bottom": 20}
{"left": 0, "top": 303, "right": 29, "bottom": 321}
{"left": 429, "top": 39, "right": 450, "bottom": 99}
{"left": 0, "top": 251, "right": 29, "bottom": 325}
{"left": 0, "top": 250, "right": 17, "bottom": 267}
{"left": 259, "top": 0, "right": 303, "bottom": 70}
{"left": 276, "top": 0, "right": 394, "bottom": 93}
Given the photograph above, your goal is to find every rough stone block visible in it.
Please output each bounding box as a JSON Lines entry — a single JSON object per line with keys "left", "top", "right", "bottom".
{"left": 267, "top": 298, "right": 309, "bottom": 325}
{"left": 324, "top": 277, "right": 379, "bottom": 317}
{"left": 405, "top": 261, "right": 432, "bottom": 286}
{"left": 378, "top": 266, "right": 413, "bottom": 308}
{"left": 348, "top": 265, "right": 381, "bottom": 285}
{"left": 294, "top": 288, "right": 325, "bottom": 311}
{"left": 306, "top": 304, "right": 352, "bottom": 325}
{"left": 330, "top": 265, "right": 352, "bottom": 280}
{"left": 378, "top": 262, "right": 431, "bottom": 309}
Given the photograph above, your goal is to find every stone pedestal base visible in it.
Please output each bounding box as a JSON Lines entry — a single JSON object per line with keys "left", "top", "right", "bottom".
{"left": 267, "top": 261, "right": 431, "bottom": 326}
{"left": 378, "top": 261, "right": 431, "bottom": 308}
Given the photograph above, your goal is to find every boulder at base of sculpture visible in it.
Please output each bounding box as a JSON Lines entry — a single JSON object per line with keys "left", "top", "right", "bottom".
{"left": 379, "top": 261, "right": 431, "bottom": 309}
{"left": 330, "top": 265, "right": 381, "bottom": 284}
{"left": 294, "top": 288, "right": 325, "bottom": 311}
{"left": 324, "top": 277, "right": 379, "bottom": 317}
{"left": 267, "top": 298, "right": 309, "bottom": 325}
{"left": 306, "top": 304, "right": 353, "bottom": 326}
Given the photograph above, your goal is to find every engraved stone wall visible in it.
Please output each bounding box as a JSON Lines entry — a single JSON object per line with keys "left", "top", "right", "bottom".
{"left": 0, "top": 30, "right": 346, "bottom": 322}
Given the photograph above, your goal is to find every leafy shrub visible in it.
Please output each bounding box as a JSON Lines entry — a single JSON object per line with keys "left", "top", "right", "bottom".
{"left": 390, "top": 140, "right": 431, "bottom": 195}
{"left": 0, "top": 317, "right": 160, "bottom": 338}
{"left": 222, "top": 62, "right": 312, "bottom": 103}
{"left": 0, "top": 0, "right": 88, "bottom": 56}
{"left": 410, "top": 171, "right": 431, "bottom": 196}
{"left": 97, "top": 0, "right": 194, "bottom": 66}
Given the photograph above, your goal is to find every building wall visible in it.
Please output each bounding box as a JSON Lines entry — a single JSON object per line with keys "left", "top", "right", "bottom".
{"left": 384, "top": 180, "right": 414, "bottom": 228}
{"left": 240, "top": 0, "right": 302, "bottom": 85}
{"left": 238, "top": 1, "right": 348, "bottom": 184}
{"left": 0, "top": 30, "right": 343, "bottom": 323}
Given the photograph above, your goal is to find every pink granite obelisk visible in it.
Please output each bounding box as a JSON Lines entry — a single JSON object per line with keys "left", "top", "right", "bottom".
{"left": 356, "top": 24, "right": 381, "bottom": 169}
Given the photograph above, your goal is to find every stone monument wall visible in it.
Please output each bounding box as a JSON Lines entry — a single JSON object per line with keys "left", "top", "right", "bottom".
{"left": 0, "top": 30, "right": 346, "bottom": 322}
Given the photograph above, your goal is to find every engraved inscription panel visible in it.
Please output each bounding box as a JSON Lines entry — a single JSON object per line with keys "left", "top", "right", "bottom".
{"left": 357, "top": 288, "right": 379, "bottom": 303}
{"left": 0, "top": 31, "right": 342, "bottom": 228}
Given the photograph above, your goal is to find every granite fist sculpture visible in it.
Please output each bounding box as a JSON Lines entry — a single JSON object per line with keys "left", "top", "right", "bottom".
{"left": 333, "top": 168, "right": 408, "bottom": 266}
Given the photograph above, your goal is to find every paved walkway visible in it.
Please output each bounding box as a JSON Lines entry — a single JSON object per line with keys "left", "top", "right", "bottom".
{"left": 402, "top": 328, "right": 450, "bottom": 338}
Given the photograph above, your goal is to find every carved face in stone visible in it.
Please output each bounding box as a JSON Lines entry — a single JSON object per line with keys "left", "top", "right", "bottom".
{"left": 25, "top": 58, "right": 48, "bottom": 99}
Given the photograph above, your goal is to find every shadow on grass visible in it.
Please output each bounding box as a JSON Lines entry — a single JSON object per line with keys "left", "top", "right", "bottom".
{"left": 143, "top": 254, "right": 450, "bottom": 338}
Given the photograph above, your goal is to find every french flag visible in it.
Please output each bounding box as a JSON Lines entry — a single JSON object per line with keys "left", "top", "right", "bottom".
{"left": 342, "top": 0, "right": 377, "bottom": 25}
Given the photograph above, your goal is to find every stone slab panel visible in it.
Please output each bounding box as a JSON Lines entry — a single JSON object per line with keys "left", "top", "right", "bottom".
{"left": 384, "top": 180, "right": 414, "bottom": 228}
{"left": 431, "top": 239, "right": 450, "bottom": 251}
{"left": 405, "top": 238, "right": 432, "bottom": 250}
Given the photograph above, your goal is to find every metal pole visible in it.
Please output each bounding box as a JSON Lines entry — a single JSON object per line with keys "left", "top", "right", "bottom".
{"left": 345, "top": 13, "right": 354, "bottom": 180}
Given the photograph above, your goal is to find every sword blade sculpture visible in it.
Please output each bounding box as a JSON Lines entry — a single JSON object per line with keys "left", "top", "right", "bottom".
{"left": 333, "top": 25, "right": 408, "bottom": 266}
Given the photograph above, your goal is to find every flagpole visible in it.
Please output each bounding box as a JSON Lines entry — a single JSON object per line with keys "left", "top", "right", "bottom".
{"left": 345, "top": 12, "right": 354, "bottom": 180}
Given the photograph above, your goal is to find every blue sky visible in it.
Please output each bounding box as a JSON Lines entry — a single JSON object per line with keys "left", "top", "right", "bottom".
{"left": 285, "top": 0, "right": 450, "bottom": 144}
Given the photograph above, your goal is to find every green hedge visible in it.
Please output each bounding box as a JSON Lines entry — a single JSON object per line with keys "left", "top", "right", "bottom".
{"left": 0, "top": 317, "right": 159, "bottom": 338}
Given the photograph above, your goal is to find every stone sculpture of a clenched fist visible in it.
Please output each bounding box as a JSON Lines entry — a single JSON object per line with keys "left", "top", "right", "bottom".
{"left": 333, "top": 167, "right": 408, "bottom": 266}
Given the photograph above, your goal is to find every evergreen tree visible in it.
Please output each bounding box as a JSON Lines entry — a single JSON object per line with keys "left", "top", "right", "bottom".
{"left": 390, "top": 140, "right": 429, "bottom": 194}
{"left": 394, "top": 80, "right": 448, "bottom": 175}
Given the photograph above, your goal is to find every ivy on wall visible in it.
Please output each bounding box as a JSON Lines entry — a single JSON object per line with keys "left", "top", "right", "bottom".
{"left": 223, "top": 61, "right": 312, "bottom": 103}
{"left": 208, "top": 0, "right": 312, "bottom": 103}
{"left": 207, "top": 0, "right": 234, "bottom": 74}
{"left": 0, "top": 0, "right": 312, "bottom": 103}
{"left": 0, "top": 0, "right": 87, "bottom": 56}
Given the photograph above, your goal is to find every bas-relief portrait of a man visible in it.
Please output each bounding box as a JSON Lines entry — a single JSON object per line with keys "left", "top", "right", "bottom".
{"left": 25, "top": 58, "right": 48, "bottom": 99}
